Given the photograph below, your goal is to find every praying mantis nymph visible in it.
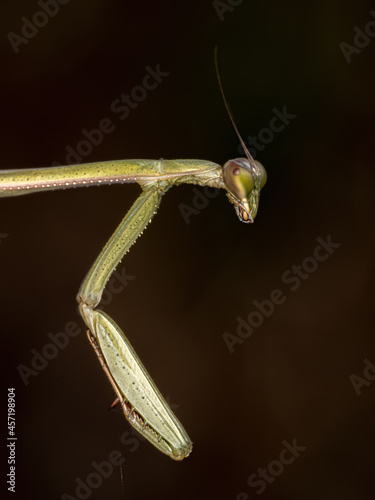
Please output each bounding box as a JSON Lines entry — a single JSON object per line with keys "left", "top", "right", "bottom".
{"left": 0, "top": 56, "right": 267, "bottom": 460}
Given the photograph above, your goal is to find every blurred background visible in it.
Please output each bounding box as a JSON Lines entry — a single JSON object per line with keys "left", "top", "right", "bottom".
{"left": 1, "top": 1, "right": 374, "bottom": 499}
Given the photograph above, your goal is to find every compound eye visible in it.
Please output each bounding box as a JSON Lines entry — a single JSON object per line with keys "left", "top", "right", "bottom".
{"left": 223, "top": 159, "right": 255, "bottom": 200}
{"left": 255, "top": 160, "right": 267, "bottom": 189}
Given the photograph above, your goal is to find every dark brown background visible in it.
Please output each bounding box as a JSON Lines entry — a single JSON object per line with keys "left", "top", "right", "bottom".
{"left": 1, "top": 1, "right": 374, "bottom": 499}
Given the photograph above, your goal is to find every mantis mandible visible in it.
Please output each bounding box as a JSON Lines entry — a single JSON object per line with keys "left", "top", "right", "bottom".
{"left": 0, "top": 60, "right": 267, "bottom": 461}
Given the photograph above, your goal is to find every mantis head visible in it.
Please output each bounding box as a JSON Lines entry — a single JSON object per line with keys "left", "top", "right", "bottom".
{"left": 214, "top": 46, "right": 267, "bottom": 224}
{"left": 223, "top": 157, "right": 267, "bottom": 223}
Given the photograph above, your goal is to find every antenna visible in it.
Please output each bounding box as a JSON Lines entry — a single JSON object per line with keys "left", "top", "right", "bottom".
{"left": 214, "top": 46, "right": 257, "bottom": 171}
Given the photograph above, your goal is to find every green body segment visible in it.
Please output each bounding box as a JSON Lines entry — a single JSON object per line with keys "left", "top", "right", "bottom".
{"left": 0, "top": 158, "right": 216, "bottom": 459}
{"left": 93, "top": 309, "right": 192, "bottom": 460}
{"left": 77, "top": 184, "right": 193, "bottom": 460}
{"left": 1, "top": 155, "right": 265, "bottom": 460}
{"left": 78, "top": 188, "right": 163, "bottom": 312}
{"left": 0, "top": 159, "right": 223, "bottom": 197}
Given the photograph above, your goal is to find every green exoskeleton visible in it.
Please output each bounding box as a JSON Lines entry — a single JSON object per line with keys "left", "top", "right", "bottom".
{"left": 0, "top": 53, "right": 267, "bottom": 460}
{"left": 0, "top": 156, "right": 266, "bottom": 459}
